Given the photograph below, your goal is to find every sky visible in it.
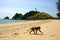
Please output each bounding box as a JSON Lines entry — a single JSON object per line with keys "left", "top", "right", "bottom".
{"left": 0, "top": 0, "right": 58, "bottom": 19}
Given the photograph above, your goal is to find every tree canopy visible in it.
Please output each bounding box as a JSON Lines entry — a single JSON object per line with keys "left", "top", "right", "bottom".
{"left": 22, "top": 10, "right": 39, "bottom": 19}
{"left": 56, "top": 0, "right": 60, "bottom": 11}
{"left": 12, "top": 10, "right": 52, "bottom": 20}
{"left": 57, "top": 12, "right": 60, "bottom": 17}
{"left": 27, "top": 12, "right": 52, "bottom": 20}
{"left": 4, "top": 16, "right": 9, "bottom": 19}
{"left": 12, "top": 13, "right": 23, "bottom": 20}
{"left": 56, "top": 0, "right": 60, "bottom": 17}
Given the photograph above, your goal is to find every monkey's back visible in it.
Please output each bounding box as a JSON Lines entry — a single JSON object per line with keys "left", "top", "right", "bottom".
{"left": 31, "top": 27, "right": 41, "bottom": 30}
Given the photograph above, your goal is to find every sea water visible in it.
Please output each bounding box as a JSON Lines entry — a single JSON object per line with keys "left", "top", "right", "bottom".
{"left": 0, "top": 19, "right": 28, "bottom": 24}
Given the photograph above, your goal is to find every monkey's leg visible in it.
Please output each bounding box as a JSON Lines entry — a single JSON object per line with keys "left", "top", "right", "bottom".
{"left": 32, "top": 30, "right": 35, "bottom": 34}
{"left": 36, "top": 30, "right": 37, "bottom": 34}
{"left": 39, "top": 30, "right": 43, "bottom": 34}
{"left": 29, "top": 30, "right": 32, "bottom": 34}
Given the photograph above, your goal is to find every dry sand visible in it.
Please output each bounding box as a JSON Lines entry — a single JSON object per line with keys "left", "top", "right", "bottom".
{"left": 0, "top": 20, "right": 60, "bottom": 40}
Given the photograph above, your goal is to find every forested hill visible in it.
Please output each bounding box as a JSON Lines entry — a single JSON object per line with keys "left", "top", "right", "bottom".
{"left": 12, "top": 11, "right": 52, "bottom": 20}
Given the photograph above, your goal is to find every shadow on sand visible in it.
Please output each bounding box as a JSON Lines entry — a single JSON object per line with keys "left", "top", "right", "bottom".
{"left": 30, "top": 33, "right": 44, "bottom": 35}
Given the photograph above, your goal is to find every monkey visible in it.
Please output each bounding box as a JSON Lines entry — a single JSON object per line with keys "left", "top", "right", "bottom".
{"left": 25, "top": 26, "right": 43, "bottom": 35}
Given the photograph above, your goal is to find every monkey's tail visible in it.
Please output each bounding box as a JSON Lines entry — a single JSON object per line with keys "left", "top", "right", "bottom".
{"left": 24, "top": 28, "right": 31, "bottom": 34}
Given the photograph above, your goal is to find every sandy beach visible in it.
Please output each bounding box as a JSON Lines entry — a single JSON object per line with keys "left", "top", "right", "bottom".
{"left": 0, "top": 20, "right": 60, "bottom": 40}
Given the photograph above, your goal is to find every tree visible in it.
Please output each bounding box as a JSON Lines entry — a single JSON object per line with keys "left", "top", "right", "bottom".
{"left": 57, "top": 0, "right": 60, "bottom": 11}
{"left": 4, "top": 16, "right": 9, "bottom": 19}
{"left": 22, "top": 10, "right": 39, "bottom": 19}
{"left": 56, "top": 0, "right": 60, "bottom": 17}
{"left": 12, "top": 13, "right": 23, "bottom": 20}
{"left": 57, "top": 12, "right": 60, "bottom": 17}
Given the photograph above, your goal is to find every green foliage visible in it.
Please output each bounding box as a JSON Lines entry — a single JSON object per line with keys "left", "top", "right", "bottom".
{"left": 56, "top": 0, "right": 60, "bottom": 17}
{"left": 12, "top": 13, "right": 23, "bottom": 20}
{"left": 27, "top": 12, "right": 52, "bottom": 20}
{"left": 22, "top": 11, "right": 39, "bottom": 19}
{"left": 57, "top": 12, "right": 60, "bottom": 17}
{"left": 4, "top": 16, "right": 9, "bottom": 19}
{"left": 56, "top": 0, "right": 60, "bottom": 11}
{"left": 12, "top": 11, "right": 53, "bottom": 20}
{"left": 52, "top": 17, "right": 60, "bottom": 19}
